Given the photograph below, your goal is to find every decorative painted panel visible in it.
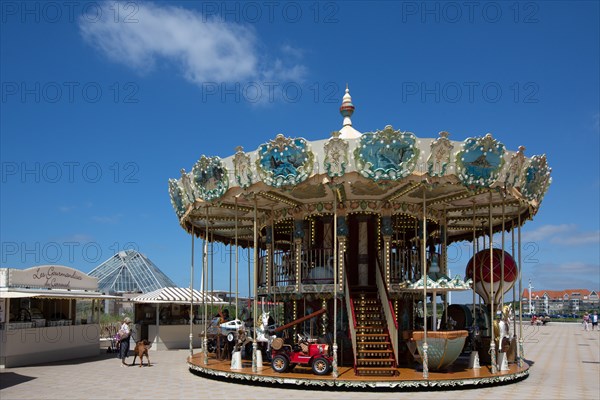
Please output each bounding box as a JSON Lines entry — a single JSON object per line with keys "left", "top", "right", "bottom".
{"left": 521, "top": 154, "right": 551, "bottom": 202}
{"left": 192, "top": 156, "right": 229, "bottom": 201}
{"left": 456, "top": 134, "right": 505, "bottom": 189}
{"left": 256, "top": 134, "right": 314, "bottom": 188}
{"left": 428, "top": 131, "right": 454, "bottom": 177}
{"left": 168, "top": 178, "right": 186, "bottom": 218}
{"left": 503, "top": 146, "right": 526, "bottom": 189}
{"left": 179, "top": 168, "right": 197, "bottom": 207}
{"left": 233, "top": 146, "right": 254, "bottom": 189}
{"left": 324, "top": 131, "right": 349, "bottom": 177}
{"left": 354, "top": 125, "right": 419, "bottom": 181}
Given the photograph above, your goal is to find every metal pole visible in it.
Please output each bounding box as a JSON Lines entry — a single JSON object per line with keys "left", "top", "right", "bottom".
{"left": 518, "top": 214, "right": 524, "bottom": 367}
{"left": 511, "top": 221, "right": 517, "bottom": 359}
{"left": 229, "top": 242, "right": 232, "bottom": 307}
{"left": 235, "top": 197, "right": 239, "bottom": 321}
{"left": 252, "top": 195, "right": 258, "bottom": 372}
{"left": 489, "top": 191, "right": 497, "bottom": 373}
{"left": 203, "top": 207, "right": 209, "bottom": 365}
{"left": 189, "top": 228, "right": 195, "bottom": 357}
{"left": 472, "top": 201, "right": 476, "bottom": 329}
{"left": 422, "top": 187, "right": 429, "bottom": 379}
{"left": 332, "top": 181, "right": 338, "bottom": 378}
{"left": 501, "top": 198, "right": 506, "bottom": 308}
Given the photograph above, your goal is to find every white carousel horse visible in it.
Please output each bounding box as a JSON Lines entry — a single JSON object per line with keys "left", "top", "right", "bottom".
{"left": 254, "top": 312, "right": 276, "bottom": 351}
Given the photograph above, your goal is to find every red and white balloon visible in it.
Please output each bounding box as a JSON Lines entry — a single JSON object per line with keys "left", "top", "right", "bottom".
{"left": 465, "top": 249, "right": 518, "bottom": 305}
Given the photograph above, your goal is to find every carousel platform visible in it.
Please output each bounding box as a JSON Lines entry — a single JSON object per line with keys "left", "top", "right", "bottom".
{"left": 187, "top": 352, "right": 529, "bottom": 391}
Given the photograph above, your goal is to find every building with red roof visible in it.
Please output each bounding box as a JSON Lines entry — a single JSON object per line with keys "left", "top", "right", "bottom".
{"left": 521, "top": 288, "right": 599, "bottom": 315}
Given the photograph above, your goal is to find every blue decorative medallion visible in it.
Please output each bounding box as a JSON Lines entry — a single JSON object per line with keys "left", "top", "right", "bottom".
{"left": 256, "top": 134, "right": 313, "bottom": 188}
{"left": 456, "top": 134, "right": 505, "bottom": 189}
{"left": 168, "top": 178, "right": 186, "bottom": 218}
{"left": 192, "top": 156, "right": 229, "bottom": 201}
{"left": 521, "top": 154, "right": 551, "bottom": 202}
{"left": 353, "top": 125, "right": 419, "bottom": 181}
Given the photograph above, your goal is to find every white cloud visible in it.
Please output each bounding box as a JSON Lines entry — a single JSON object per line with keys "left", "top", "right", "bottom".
{"left": 79, "top": 2, "right": 305, "bottom": 85}
{"left": 522, "top": 224, "right": 599, "bottom": 246}
{"left": 62, "top": 233, "right": 95, "bottom": 243}
{"left": 530, "top": 262, "right": 600, "bottom": 290}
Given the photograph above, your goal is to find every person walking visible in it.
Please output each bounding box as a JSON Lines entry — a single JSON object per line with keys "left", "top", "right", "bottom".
{"left": 118, "top": 317, "right": 132, "bottom": 366}
{"left": 591, "top": 311, "right": 598, "bottom": 331}
{"left": 582, "top": 312, "right": 590, "bottom": 331}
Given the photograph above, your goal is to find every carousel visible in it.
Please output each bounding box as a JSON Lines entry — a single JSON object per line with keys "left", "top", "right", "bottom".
{"left": 170, "top": 87, "right": 551, "bottom": 390}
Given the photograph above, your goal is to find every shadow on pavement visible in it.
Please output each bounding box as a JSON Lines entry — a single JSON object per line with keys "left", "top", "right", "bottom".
{"left": 0, "top": 372, "right": 36, "bottom": 390}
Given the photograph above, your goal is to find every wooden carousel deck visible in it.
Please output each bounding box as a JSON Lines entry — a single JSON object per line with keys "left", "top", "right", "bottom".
{"left": 187, "top": 351, "right": 529, "bottom": 391}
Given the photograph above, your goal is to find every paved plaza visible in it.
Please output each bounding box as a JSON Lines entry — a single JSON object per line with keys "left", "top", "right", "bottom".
{"left": 1, "top": 322, "right": 598, "bottom": 400}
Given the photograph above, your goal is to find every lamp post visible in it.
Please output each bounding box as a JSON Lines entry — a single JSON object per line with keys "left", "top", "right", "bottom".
{"left": 528, "top": 279, "right": 534, "bottom": 315}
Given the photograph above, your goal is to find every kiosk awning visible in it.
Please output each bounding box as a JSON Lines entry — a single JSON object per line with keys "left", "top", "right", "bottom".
{"left": 130, "top": 287, "right": 226, "bottom": 304}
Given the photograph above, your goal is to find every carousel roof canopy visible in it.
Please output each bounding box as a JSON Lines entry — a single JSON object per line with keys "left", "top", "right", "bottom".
{"left": 89, "top": 250, "right": 177, "bottom": 294}
{"left": 168, "top": 87, "right": 552, "bottom": 245}
{"left": 130, "top": 286, "right": 226, "bottom": 304}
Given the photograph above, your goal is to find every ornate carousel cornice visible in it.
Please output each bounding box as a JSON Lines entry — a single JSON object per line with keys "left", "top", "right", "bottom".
{"left": 170, "top": 87, "right": 551, "bottom": 244}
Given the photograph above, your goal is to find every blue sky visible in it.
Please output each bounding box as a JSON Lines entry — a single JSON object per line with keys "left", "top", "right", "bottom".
{"left": 1, "top": 1, "right": 598, "bottom": 302}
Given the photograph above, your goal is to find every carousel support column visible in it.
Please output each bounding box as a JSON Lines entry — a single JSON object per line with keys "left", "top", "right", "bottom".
{"left": 229, "top": 243, "right": 232, "bottom": 307}
{"left": 189, "top": 228, "right": 195, "bottom": 357}
{"left": 235, "top": 197, "right": 239, "bottom": 322}
{"left": 332, "top": 182, "right": 339, "bottom": 379}
{"left": 266, "top": 221, "right": 274, "bottom": 294}
{"left": 441, "top": 211, "right": 448, "bottom": 328}
{"left": 293, "top": 219, "right": 305, "bottom": 342}
{"left": 488, "top": 192, "right": 497, "bottom": 374}
{"left": 357, "top": 216, "right": 369, "bottom": 287}
{"left": 518, "top": 214, "right": 524, "bottom": 368}
{"left": 252, "top": 195, "right": 259, "bottom": 373}
{"left": 383, "top": 234, "right": 392, "bottom": 290}
{"left": 421, "top": 187, "right": 429, "bottom": 379}
{"left": 337, "top": 214, "right": 348, "bottom": 293}
{"left": 203, "top": 207, "right": 210, "bottom": 366}
{"left": 501, "top": 198, "right": 506, "bottom": 309}
{"left": 382, "top": 215, "right": 393, "bottom": 290}
{"left": 497, "top": 197, "right": 508, "bottom": 371}
{"left": 511, "top": 222, "right": 518, "bottom": 362}
{"left": 469, "top": 200, "right": 480, "bottom": 369}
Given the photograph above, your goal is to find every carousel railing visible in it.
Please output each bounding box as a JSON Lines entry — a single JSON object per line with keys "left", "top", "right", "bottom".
{"left": 258, "top": 247, "right": 336, "bottom": 288}
{"left": 258, "top": 249, "right": 296, "bottom": 287}
{"left": 388, "top": 248, "right": 440, "bottom": 283}
{"left": 375, "top": 256, "right": 398, "bottom": 365}
{"left": 272, "top": 249, "right": 295, "bottom": 286}
{"left": 300, "top": 248, "right": 334, "bottom": 284}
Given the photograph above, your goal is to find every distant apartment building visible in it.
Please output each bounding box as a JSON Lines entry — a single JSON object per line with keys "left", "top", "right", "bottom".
{"left": 522, "top": 289, "right": 599, "bottom": 315}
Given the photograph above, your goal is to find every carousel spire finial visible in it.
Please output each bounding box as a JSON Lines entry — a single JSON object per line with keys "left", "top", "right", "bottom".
{"left": 339, "top": 84, "right": 355, "bottom": 127}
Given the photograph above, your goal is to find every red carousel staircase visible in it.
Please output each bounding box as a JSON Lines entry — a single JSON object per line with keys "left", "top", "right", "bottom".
{"left": 353, "top": 292, "right": 397, "bottom": 376}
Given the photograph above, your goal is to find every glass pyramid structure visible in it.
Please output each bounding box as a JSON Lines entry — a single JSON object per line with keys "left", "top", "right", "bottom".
{"left": 89, "top": 249, "right": 177, "bottom": 294}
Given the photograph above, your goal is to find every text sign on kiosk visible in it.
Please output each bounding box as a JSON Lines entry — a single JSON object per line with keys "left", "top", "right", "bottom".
{"left": 8, "top": 265, "right": 98, "bottom": 291}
